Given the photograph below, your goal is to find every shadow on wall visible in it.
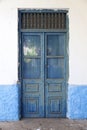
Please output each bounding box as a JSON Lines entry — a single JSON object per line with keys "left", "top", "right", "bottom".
{"left": 66, "top": 13, "right": 69, "bottom": 83}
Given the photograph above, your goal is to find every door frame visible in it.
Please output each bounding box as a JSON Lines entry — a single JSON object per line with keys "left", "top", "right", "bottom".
{"left": 18, "top": 9, "right": 69, "bottom": 118}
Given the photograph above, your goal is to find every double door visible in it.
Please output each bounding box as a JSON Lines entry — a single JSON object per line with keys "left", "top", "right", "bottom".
{"left": 21, "top": 32, "right": 66, "bottom": 117}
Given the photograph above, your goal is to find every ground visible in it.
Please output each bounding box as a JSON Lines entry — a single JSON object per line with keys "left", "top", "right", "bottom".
{"left": 0, "top": 118, "right": 87, "bottom": 130}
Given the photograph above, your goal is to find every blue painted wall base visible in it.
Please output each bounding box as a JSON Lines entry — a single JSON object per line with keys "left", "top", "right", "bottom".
{"left": 0, "top": 84, "right": 20, "bottom": 121}
{"left": 0, "top": 84, "right": 87, "bottom": 120}
{"left": 67, "top": 85, "right": 87, "bottom": 119}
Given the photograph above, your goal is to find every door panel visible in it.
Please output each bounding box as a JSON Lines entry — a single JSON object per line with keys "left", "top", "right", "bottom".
{"left": 47, "top": 58, "right": 64, "bottom": 78}
{"left": 22, "top": 80, "right": 44, "bottom": 117}
{"left": 45, "top": 33, "right": 66, "bottom": 117}
{"left": 23, "top": 35, "right": 41, "bottom": 56}
{"left": 22, "top": 33, "right": 44, "bottom": 117}
{"left": 23, "top": 58, "right": 41, "bottom": 78}
{"left": 45, "top": 81, "right": 66, "bottom": 117}
{"left": 47, "top": 35, "right": 64, "bottom": 56}
{"left": 22, "top": 32, "right": 66, "bottom": 118}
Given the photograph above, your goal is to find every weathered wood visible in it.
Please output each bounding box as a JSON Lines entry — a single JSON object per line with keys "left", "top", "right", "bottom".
{"left": 21, "top": 12, "right": 67, "bottom": 29}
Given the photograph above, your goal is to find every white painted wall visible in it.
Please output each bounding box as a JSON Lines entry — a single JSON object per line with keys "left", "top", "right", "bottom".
{"left": 0, "top": 0, "right": 87, "bottom": 85}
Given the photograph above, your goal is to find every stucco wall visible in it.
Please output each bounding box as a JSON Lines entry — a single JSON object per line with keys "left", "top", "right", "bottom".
{"left": 0, "top": 0, "right": 87, "bottom": 120}
{"left": 67, "top": 85, "right": 87, "bottom": 119}
{"left": 0, "top": 84, "right": 20, "bottom": 121}
{"left": 0, "top": 0, "right": 87, "bottom": 85}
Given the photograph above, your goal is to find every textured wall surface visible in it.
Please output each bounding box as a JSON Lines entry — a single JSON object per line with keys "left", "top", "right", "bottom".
{"left": 0, "top": 84, "right": 20, "bottom": 121}
{"left": 0, "top": 84, "right": 87, "bottom": 120}
{"left": 67, "top": 85, "right": 87, "bottom": 119}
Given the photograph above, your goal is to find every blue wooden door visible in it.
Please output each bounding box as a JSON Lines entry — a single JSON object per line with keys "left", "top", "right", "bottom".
{"left": 45, "top": 33, "right": 66, "bottom": 117}
{"left": 22, "top": 32, "right": 66, "bottom": 117}
{"left": 22, "top": 33, "right": 44, "bottom": 117}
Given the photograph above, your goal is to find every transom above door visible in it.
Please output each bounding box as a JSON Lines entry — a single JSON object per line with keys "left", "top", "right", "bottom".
{"left": 22, "top": 32, "right": 67, "bottom": 117}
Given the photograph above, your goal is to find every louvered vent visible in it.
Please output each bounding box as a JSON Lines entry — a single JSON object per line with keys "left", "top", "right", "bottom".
{"left": 21, "top": 12, "right": 67, "bottom": 29}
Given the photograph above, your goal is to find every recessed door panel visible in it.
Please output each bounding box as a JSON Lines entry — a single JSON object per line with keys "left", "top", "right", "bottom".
{"left": 47, "top": 35, "right": 64, "bottom": 56}
{"left": 23, "top": 35, "right": 41, "bottom": 57}
{"left": 47, "top": 58, "right": 64, "bottom": 79}
{"left": 23, "top": 58, "right": 41, "bottom": 79}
